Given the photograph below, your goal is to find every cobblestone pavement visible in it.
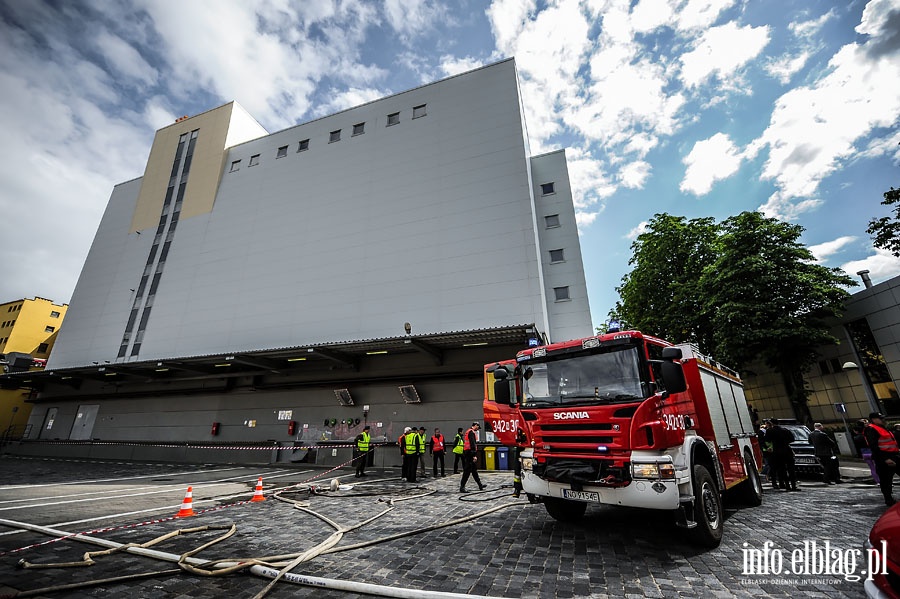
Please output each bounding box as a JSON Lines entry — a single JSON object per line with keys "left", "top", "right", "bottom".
{"left": 0, "top": 456, "right": 886, "bottom": 598}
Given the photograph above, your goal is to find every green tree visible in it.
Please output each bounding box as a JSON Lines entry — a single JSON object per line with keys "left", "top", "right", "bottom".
{"left": 867, "top": 186, "right": 900, "bottom": 256}
{"left": 615, "top": 214, "right": 719, "bottom": 349}
{"left": 699, "top": 212, "right": 856, "bottom": 422}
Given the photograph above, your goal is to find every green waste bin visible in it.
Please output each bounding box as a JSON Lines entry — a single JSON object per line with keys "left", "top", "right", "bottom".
{"left": 483, "top": 447, "right": 496, "bottom": 470}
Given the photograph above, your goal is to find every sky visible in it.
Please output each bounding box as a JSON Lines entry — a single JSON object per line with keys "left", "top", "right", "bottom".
{"left": 1, "top": 0, "right": 899, "bottom": 332}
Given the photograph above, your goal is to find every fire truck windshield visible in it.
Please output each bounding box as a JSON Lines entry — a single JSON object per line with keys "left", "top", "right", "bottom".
{"left": 522, "top": 346, "right": 645, "bottom": 407}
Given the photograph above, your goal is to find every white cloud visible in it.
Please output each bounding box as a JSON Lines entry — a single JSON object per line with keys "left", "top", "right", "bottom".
{"left": 764, "top": 51, "right": 810, "bottom": 85}
{"left": 630, "top": 0, "right": 675, "bottom": 34}
{"left": 841, "top": 248, "right": 900, "bottom": 283}
{"left": 808, "top": 236, "right": 857, "bottom": 262}
{"left": 790, "top": 9, "right": 836, "bottom": 39}
{"left": 675, "top": 0, "right": 735, "bottom": 31}
{"left": 680, "top": 133, "right": 743, "bottom": 195}
{"left": 758, "top": 191, "right": 823, "bottom": 221}
{"left": 619, "top": 160, "right": 652, "bottom": 188}
{"left": 679, "top": 21, "right": 771, "bottom": 88}
{"left": 93, "top": 30, "right": 158, "bottom": 88}
{"left": 754, "top": 5, "right": 900, "bottom": 214}
{"left": 626, "top": 221, "right": 649, "bottom": 240}
{"left": 384, "top": 0, "right": 447, "bottom": 42}
{"left": 439, "top": 55, "right": 486, "bottom": 77}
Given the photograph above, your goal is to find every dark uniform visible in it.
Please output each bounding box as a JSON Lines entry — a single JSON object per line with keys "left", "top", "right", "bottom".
{"left": 460, "top": 422, "right": 486, "bottom": 493}
{"left": 808, "top": 424, "right": 841, "bottom": 484}
{"left": 768, "top": 422, "right": 798, "bottom": 491}
{"left": 864, "top": 413, "right": 900, "bottom": 506}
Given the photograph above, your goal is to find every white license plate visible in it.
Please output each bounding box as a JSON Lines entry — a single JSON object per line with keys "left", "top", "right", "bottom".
{"left": 562, "top": 489, "right": 600, "bottom": 502}
{"left": 795, "top": 457, "right": 817, "bottom": 464}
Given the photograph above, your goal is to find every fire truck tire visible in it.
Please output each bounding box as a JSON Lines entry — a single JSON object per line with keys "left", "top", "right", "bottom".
{"left": 688, "top": 464, "right": 723, "bottom": 548}
{"left": 544, "top": 497, "right": 587, "bottom": 522}
{"left": 732, "top": 450, "right": 763, "bottom": 507}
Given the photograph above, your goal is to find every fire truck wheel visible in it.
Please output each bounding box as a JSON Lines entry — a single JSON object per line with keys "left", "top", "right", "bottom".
{"left": 732, "top": 450, "right": 763, "bottom": 507}
{"left": 688, "top": 464, "right": 723, "bottom": 548}
{"left": 544, "top": 497, "right": 587, "bottom": 522}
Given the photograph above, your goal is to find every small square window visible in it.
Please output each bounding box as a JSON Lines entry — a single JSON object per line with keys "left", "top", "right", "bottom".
{"left": 50, "top": 311, "right": 60, "bottom": 318}
{"left": 541, "top": 182, "right": 555, "bottom": 195}
{"left": 249, "top": 154, "right": 260, "bottom": 167}
{"left": 549, "top": 249, "right": 565, "bottom": 263}
{"left": 297, "top": 139, "right": 309, "bottom": 152}
{"left": 329, "top": 130, "right": 341, "bottom": 143}
{"left": 553, "top": 286, "right": 570, "bottom": 302}
{"left": 276, "top": 145, "right": 288, "bottom": 158}
{"left": 38, "top": 343, "right": 48, "bottom": 353}
{"left": 387, "top": 112, "right": 400, "bottom": 126}
{"left": 352, "top": 122, "right": 365, "bottom": 136}
{"left": 545, "top": 214, "right": 560, "bottom": 228}
{"left": 44, "top": 325, "right": 55, "bottom": 333}
{"left": 229, "top": 160, "right": 241, "bottom": 172}
{"left": 412, "top": 104, "right": 427, "bottom": 119}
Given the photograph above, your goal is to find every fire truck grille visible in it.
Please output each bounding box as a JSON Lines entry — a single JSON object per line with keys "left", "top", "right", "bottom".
{"left": 542, "top": 436, "right": 614, "bottom": 446}
{"left": 540, "top": 423, "right": 615, "bottom": 431}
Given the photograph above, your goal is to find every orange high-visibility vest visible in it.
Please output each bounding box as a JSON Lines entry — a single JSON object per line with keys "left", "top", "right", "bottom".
{"left": 431, "top": 434, "right": 445, "bottom": 452}
{"left": 868, "top": 424, "right": 900, "bottom": 453}
{"left": 463, "top": 427, "right": 476, "bottom": 451}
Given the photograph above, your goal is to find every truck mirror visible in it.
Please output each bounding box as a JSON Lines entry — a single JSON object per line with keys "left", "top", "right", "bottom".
{"left": 661, "top": 347, "right": 682, "bottom": 360}
{"left": 493, "top": 368, "right": 508, "bottom": 381}
{"left": 494, "top": 380, "right": 512, "bottom": 405}
{"left": 523, "top": 367, "right": 533, "bottom": 381}
{"left": 660, "top": 361, "right": 686, "bottom": 394}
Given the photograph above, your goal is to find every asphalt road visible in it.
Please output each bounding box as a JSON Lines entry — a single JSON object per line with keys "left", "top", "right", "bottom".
{"left": 0, "top": 455, "right": 885, "bottom": 598}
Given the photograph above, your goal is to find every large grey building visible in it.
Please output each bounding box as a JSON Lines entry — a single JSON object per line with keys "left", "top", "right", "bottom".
{"left": 7, "top": 59, "right": 593, "bottom": 463}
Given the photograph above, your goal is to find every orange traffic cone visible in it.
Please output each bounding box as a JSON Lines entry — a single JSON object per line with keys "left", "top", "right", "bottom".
{"left": 175, "top": 486, "right": 195, "bottom": 517}
{"left": 251, "top": 477, "right": 265, "bottom": 502}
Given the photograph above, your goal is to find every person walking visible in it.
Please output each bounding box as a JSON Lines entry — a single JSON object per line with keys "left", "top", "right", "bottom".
{"left": 460, "top": 422, "right": 486, "bottom": 493}
{"left": 864, "top": 412, "right": 900, "bottom": 506}
{"left": 768, "top": 420, "right": 798, "bottom": 491}
{"left": 809, "top": 422, "right": 842, "bottom": 484}
{"left": 759, "top": 420, "right": 778, "bottom": 488}
{"left": 417, "top": 427, "right": 428, "bottom": 478}
{"left": 430, "top": 427, "right": 446, "bottom": 477}
{"left": 354, "top": 425, "right": 372, "bottom": 478}
{"left": 452, "top": 427, "right": 465, "bottom": 474}
{"left": 403, "top": 427, "right": 421, "bottom": 483}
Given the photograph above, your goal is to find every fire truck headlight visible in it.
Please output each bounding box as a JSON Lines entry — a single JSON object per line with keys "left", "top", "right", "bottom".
{"left": 521, "top": 457, "right": 534, "bottom": 471}
{"left": 632, "top": 462, "right": 676, "bottom": 480}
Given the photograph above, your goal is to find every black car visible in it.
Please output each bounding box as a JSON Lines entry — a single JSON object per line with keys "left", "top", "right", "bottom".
{"left": 774, "top": 420, "right": 826, "bottom": 477}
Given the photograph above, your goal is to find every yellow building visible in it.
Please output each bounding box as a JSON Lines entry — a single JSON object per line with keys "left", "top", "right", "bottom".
{"left": 0, "top": 297, "right": 67, "bottom": 439}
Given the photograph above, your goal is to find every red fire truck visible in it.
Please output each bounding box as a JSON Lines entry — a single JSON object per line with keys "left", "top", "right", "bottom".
{"left": 484, "top": 330, "right": 763, "bottom": 547}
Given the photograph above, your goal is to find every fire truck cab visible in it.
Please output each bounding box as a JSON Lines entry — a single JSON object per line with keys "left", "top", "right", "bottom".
{"left": 484, "top": 330, "right": 763, "bottom": 547}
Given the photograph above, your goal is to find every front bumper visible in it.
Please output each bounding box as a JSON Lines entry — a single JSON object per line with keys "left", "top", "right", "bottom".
{"left": 521, "top": 470, "right": 680, "bottom": 510}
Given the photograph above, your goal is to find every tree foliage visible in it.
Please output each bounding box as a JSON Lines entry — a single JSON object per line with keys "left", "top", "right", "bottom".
{"left": 867, "top": 186, "right": 900, "bottom": 257}
{"left": 616, "top": 211, "right": 856, "bottom": 417}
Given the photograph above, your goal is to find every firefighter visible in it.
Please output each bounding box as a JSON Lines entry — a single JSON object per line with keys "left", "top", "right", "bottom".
{"left": 403, "top": 427, "right": 421, "bottom": 483}
{"left": 417, "top": 427, "right": 428, "bottom": 478}
{"left": 864, "top": 412, "right": 900, "bottom": 506}
{"left": 354, "top": 425, "right": 371, "bottom": 478}
{"left": 460, "top": 422, "right": 486, "bottom": 493}
{"left": 399, "top": 427, "right": 411, "bottom": 481}
{"left": 452, "top": 427, "right": 465, "bottom": 474}
{"left": 430, "top": 427, "right": 446, "bottom": 477}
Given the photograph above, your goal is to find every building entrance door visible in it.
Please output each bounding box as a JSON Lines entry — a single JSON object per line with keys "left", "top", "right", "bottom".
{"left": 69, "top": 405, "right": 100, "bottom": 440}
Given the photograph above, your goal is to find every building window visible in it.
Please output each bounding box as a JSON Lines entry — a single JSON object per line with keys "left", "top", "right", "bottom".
{"left": 329, "top": 130, "right": 341, "bottom": 143}
{"left": 541, "top": 182, "right": 555, "bottom": 195}
{"left": 553, "top": 286, "right": 570, "bottom": 302}
{"left": 818, "top": 360, "right": 830, "bottom": 376}
{"left": 412, "top": 104, "right": 427, "bottom": 119}
{"left": 38, "top": 343, "right": 48, "bottom": 353}
{"left": 44, "top": 326, "right": 55, "bottom": 333}
{"left": 387, "top": 112, "right": 400, "bottom": 126}
{"left": 545, "top": 214, "right": 560, "bottom": 228}
{"left": 249, "top": 154, "right": 260, "bottom": 167}
{"left": 276, "top": 145, "right": 288, "bottom": 158}
{"left": 549, "top": 249, "right": 565, "bottom": 263}
{"left": 297, "top": 139, "right": 309, "bottom": 152}
{"left": 229, "top": 160, "right": 241, "bottom": 172}
{"left": 50, "top": 311, "right": 60, "bottom": 318}
{"left": 352, "top": 123, "right": 365, "bottom": 136}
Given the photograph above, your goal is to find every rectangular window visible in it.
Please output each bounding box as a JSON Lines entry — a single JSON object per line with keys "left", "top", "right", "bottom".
{"left": 329, "top": 130, "right": 341, "bottom": 143}
{"left": 249, "top": 154, "right": 260, "bottom": 167}
{"left": 549, "top": 249, "right": 565, "bottom": 263}
{"left": 38, "top": 343, "right": 48, "bottom": 353}
{"left": 545, "top": 214, "right": 560, "bottom": 228}
{"left": 297, "top": 139, "right": 309, "bottom": 152}
{"left": 352, "top": 122, "right": 365, "bottom": 136}
{"left": 276, "top": 145, "right": 288, "bottom": 158}
{"left": 44, "top": 325, "right": 55, "bottom": 333}
{"left": 541, "top": 182, "right": 555, "bottom": 195}
{"left": 387, "top": 112, "right": 400, "bottom": 126}
{"left": 50, "top": 311, "right": 60, "bottom": 318}
{"left": 229, "top": 160, "right": 241, "bottom": 172}
{"left": 818, "top": 360, "right": 830, "bottom": 375}
{"left": 830, "top": 358, "right": 842, "bottom": 373}
{"left": 553, "top": 286, "right": 570, "bottom": 301}
{"left": 412, "top": 104, "right": 427, "bottom": 119}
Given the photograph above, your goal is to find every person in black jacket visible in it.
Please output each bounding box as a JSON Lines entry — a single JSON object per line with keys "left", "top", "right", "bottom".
{"left": 767, "top": 421, "right": 799, "bottom": 491}
{"left": 809, "top": 423, "right": 842, "bottom": 484}
{"left": 459, "top": 422, "right": 486, "bottom": 493}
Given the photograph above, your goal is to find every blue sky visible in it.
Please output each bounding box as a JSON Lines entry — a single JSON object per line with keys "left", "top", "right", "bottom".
{"left": 1, "top": 0, "right": 898, "bottom": 332}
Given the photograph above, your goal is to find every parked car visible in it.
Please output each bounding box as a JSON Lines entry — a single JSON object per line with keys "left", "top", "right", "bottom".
{"left": 772, "top": 419, "right": 825, "bottom": 477}
{"left": 866, "top": 501, "right": 900, "bottom": 598}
